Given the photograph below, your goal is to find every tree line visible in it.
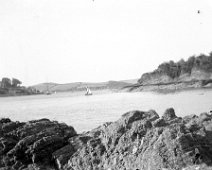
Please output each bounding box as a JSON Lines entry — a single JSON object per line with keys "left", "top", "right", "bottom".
{"left": 0, "top": 77, "right": 42, "bottom": 96}
{"left": 0, "top": 77, "right": 22, "bottom": 88}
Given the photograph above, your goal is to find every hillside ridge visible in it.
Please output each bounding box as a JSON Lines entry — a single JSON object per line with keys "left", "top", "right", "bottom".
{"left": 32, "top": 79, "right": 137, "bottom": 93}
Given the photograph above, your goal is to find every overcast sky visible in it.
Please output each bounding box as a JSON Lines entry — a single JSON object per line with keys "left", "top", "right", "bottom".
{"left": 0, "top": 0, "right": 212, "bottom": 85}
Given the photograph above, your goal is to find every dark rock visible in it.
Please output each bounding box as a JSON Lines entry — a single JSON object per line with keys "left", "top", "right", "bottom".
{"left": 28, "top": 118, "right": 50, "bottom": 124}
{"left": 0, "top": 119, "right": 11, "bottom": 124}
{"left": 153, "top": 118, "right": 166, "bottom": 127}
{"left": 0, "top": 137, "right": 17, "bottom": 154}
{"left": 31, "top": 136, "right": 65, "bottom": 164}
{"left": 162, "top": 108, "right": 177, "bottom": 121}
{"left": 2, "top": 122, "right": 24, "bottom": 134}
{"left": 183, "top": 114, "right": 198, "bottom": 124}
{"left": 53, "top": 144, "right": 75, "bottom": 169}
{"left": 1, "top": 108, "right": 212, "bottom": 170}
{"left": 55, "top": 108, "right": 212, "bottom": 170}
{"left": 0, "top": 118, "right": 76, "bottom": 169}
{"left": 11, "top": 161, "right": 23, "bottom": 170}
{"left": 199, "top": 112, "right": 212, "bottom": 122}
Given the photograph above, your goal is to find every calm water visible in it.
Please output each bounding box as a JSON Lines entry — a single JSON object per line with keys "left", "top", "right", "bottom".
{"left": 0, "top": 89, "right": 212, "bottom": 133}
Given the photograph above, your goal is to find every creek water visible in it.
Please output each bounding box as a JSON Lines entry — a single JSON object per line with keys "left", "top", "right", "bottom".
{"left": 0, "top": 89, "right": 212, "bottom": 133}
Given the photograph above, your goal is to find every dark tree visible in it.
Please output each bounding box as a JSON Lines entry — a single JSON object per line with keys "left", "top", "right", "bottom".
{"left": 1, "top": 77, "right": 11, "bottom": 88}
{"left": 12, "top": 78, "right": 22, "bottom": 87}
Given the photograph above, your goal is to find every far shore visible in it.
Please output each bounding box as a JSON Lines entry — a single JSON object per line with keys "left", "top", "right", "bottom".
{"left": 123, "top": 80, "right": 212, "bottom": 94}
{"left": 1, "top": 85, "right": 212, "bottom": 98}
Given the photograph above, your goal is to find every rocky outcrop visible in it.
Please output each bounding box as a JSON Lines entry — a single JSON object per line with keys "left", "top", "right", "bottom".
{"left": 132, "top": 54, "right": 212, "bottom": 92}
{"left": 55, "top": 109, "right": 212, "bottom": 170}
{"left": 138, "top": 68, "right": 212, "bottom": 86}
{"left": 1, "top": 108, "right": 212, "bottom": 169}
{"left": 0, "top": 118, "right": 76, "bottom": 169}
{"left": 138, "top": 72, "right": 173, "bottom": 85}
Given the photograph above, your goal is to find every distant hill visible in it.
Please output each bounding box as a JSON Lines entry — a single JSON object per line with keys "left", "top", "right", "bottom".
{"left": 32, "top": 80, "right": 134, "bottom": 93}
{"left": 118, "top": 79, "right": 138, "bottom": 84}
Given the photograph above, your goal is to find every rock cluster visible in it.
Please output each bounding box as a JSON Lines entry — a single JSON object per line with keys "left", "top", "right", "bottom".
{"left": 1, "top": 108, "right": 212, "bottom": 170}
{"left": 0, "top": 118, "right": 76, "bottom": 170}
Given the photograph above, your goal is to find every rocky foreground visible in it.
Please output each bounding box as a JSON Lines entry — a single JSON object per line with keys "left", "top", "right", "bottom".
{"left": 1, "top": 109, "right": 212, "bottom": 170}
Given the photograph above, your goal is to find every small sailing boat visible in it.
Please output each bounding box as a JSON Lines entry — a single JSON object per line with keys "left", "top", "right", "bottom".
{"left": 46, "top": 83, "right": 52, "bottom": 95}
{"left": 85, "top": 86, "right": 92, "bottom": 96}
{"left": 46, "top": 91, "right": 51, "bottom": 95}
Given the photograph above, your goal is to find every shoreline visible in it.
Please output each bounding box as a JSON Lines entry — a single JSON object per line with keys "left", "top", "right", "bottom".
{"left": 1, "top": 81, "right": 212, "bottom": 98}
{"left": 1, "top": 85, "right": 212, "bottom": 98}
{"left": 0, "top": 88, "right": 116, "bottom": 98}
{"left": 1, "top": 108, "right": 212, "bottom": 169}
{"left": 0, "top": 93, "right": 43, "bottom": 98}
{"left": 123, "top": 80, "right": 212, "bottom": 94}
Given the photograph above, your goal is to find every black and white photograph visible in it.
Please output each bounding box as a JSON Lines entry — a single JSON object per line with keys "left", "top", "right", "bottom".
{"left": 1, "top": 0, "right": 212, "bottom": 169}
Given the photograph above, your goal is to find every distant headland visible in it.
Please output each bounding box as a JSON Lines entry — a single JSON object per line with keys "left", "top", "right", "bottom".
{"left": 124, "top": 52, "right": 212, "bottom": 92}
{"left": 0, "top": 77, "right": 41, "bottom": 97}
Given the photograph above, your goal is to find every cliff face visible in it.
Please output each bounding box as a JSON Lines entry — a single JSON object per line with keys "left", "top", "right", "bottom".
{"left": 180, "top": 68, "right": 212, "bottom": 81}
{"left": 139, "top": 68, "right": 212, "bottom": 85}
{"left": 1, "top": 109, "right": 212, "bottom": 170}
{"left": 139, "top": 72, "right": 172, "bottom": 85}
{"left": 138, "top": 54, "right": 212, "bottom": 86}
{"left": 132, "top": 54, "right": 212, "bottom": 92}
